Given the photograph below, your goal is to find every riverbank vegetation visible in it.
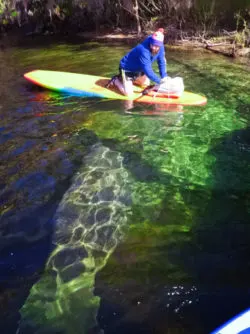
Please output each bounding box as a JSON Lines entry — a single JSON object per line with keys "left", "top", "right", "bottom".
{"left": 0, "top": 0, "right": 250, "bottom": 57}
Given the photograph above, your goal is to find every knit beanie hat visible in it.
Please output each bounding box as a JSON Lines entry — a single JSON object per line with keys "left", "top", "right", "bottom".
{"left": 150, "top": 28, "right": 164, "bottom": 47}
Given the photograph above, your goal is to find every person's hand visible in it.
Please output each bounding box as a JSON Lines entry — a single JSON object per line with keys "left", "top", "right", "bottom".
{"left": 160, "top": 76, "right": 171, "bottom": 84}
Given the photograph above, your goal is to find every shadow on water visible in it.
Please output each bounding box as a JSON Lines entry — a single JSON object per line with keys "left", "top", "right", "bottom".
{"left": 185, "top": 125, "right": 250, "bottom": 332}
{"left": 94, "top": 126, "right": 250, "bottom": 334}
{"left": 2, "top": 32, "right": 133, "bottom": 51}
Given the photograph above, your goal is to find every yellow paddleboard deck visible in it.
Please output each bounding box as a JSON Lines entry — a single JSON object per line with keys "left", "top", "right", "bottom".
{"left": 24, "top": 70, "right": 207, "bottom": 106}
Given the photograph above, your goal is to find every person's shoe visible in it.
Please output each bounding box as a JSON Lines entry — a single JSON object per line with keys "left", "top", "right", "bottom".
{"left": 105, "top": 75, "right": 118, "bottom": 88}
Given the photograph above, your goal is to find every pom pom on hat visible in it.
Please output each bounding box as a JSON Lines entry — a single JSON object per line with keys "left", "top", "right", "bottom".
{"left": 157, "top": 28, "right": 164, "bottom": 34}
{"left": 150, "top": 28, "right": 164, "bottom": 47}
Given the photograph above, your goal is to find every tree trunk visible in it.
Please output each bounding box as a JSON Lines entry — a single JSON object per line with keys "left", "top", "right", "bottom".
{"left": 133, "top": 0, "right": 141, "bottom": 35}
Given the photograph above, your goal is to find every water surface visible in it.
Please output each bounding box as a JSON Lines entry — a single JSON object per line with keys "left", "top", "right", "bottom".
{"left": 0, "top": 36, "right": 250, "bottom": 334}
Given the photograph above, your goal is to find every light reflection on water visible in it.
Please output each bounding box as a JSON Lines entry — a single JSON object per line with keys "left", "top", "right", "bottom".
{"left": 0, "top": 38, "right": 250, "bottom": 334}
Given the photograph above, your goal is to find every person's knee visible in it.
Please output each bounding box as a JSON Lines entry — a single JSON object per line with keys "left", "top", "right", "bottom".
{"left": 142, "top": 75, "right": 150, "bottom": 86}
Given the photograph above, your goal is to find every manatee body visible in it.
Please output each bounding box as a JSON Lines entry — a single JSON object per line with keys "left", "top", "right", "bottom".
{"left": 18, "top": 143, "right": 132, "bottom": 334}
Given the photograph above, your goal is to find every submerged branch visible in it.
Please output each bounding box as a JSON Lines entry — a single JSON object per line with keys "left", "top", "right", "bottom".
{"left": 205, "top": 44, "right": 236, "bottom": 57}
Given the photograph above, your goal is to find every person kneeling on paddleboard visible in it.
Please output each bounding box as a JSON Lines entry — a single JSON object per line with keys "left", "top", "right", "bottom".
{"left": 112, "top": 28, "right": 168, "bottom": 97}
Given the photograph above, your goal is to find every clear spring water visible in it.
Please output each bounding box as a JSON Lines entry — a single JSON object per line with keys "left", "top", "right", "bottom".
{"left": 0, "top": 36, "right": 250, "bottom": 334}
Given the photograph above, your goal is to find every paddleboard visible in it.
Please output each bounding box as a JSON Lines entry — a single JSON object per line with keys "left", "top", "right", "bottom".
{"left": 24, "top": 70, "right": 207, "bottom": 106}
{"left": 211, "top": 308, "right": 250, "bottom": 334}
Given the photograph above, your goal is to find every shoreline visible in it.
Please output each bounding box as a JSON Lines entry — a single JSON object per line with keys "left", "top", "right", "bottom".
{"left": 1, "top": 28, "right": 250, "bottom": 60}
{"left": 77, "top": 31, "right": 250, "bottom": 59}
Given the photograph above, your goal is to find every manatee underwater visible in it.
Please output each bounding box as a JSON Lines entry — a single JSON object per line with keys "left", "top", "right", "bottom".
{"left": 17, "top": 142, "right": 133, "bottom": 334}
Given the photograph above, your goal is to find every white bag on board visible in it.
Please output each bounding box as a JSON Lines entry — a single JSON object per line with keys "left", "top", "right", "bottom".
{"left": 154, "top": 77, "right": 184, "bottom": 97}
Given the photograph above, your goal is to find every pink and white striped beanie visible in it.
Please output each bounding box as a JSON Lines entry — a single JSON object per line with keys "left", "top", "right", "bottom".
{"left": 150, "top": 28, "right": 164, "bottom": 47}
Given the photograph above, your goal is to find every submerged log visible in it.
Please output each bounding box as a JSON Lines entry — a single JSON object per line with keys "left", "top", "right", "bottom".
{"left": 205, "top": 43, "right": 236, "bottom": 57}
{"left": 205, "top": 41, "right": 250, "bottom": 58}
